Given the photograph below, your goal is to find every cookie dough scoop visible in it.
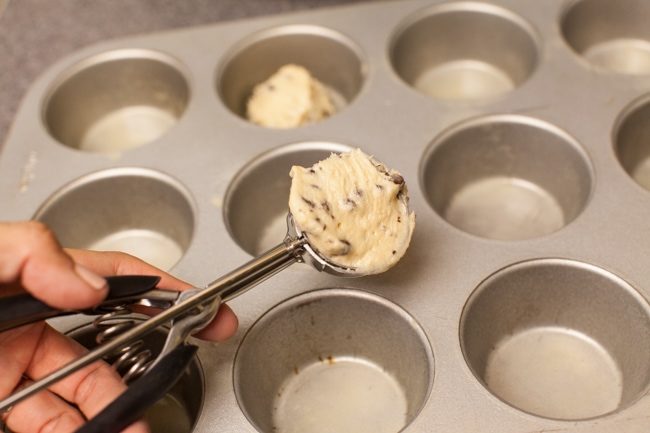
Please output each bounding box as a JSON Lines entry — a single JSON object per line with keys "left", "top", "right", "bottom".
{"left": 0, "top": 149, "right": 414, "bottom": 433}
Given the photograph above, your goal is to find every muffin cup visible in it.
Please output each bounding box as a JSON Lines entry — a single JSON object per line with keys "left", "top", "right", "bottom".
{"left": 561, "top": 0, "right": 650, "bottom": 75}
{"left": 461, "top": 259, "right": 650, "bottom": 420}
{"left": 43, "top": 49, "right": 190, "bottom": 153}
{"left": 233, "top": 288, "right": 433, "bottom": 433}
{"left": 33, "top": 167, "right": 195, "bottom": 271}
{"left": 420, "top": 115, "right": 593, "bottom": 240}
{"left": 390, "top": 2, "right": 539, "bottom": 100}
{"left": 217, "top": 24, "right": 365, "bottom": 126}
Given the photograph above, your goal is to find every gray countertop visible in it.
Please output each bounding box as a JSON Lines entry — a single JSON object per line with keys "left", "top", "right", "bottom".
{"left": 0, "top": 0, "right": 368, "bottom": 151}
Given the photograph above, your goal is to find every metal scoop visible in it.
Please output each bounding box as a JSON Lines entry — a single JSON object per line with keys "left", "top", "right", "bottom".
{"left": 0, "top": 212, "right": 364, "bottom": 431}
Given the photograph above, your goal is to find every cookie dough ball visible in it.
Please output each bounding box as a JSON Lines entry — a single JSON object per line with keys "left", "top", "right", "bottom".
{"left": 247, "top": 64, "right": 336, "bottom": 128}
{"left": 289, "top": 148, "right": 415, "bottom": 275}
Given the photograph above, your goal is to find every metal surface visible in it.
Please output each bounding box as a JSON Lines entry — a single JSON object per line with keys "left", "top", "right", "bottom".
{"left": 2, "top": 0, "right": 650, "bottom": 431}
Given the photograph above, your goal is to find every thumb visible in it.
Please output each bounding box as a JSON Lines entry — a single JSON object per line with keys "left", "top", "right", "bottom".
{"left": 0, "top": 221, "right": 108, "bottom": 310}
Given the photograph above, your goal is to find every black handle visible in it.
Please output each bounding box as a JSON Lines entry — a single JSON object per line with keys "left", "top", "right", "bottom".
{"left": 75, "top": 344, "right": 197, "bottom": 433}
{"left": 0, "top": 275, "right": 161, "bottom": 332}
{"left": 102, "top": 275, "right": 162, "bottom": 299}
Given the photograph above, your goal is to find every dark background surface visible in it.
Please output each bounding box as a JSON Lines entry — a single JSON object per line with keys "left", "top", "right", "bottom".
{"left": 0, "top": 0, "right": 372, "bottom": 150}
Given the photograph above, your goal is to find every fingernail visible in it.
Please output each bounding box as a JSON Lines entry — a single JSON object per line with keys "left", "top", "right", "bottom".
{"left": 74, "top": 264, "right": 108, "bottom": 291}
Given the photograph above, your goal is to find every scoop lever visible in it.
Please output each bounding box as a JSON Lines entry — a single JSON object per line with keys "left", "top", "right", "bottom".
{"left": 0, "top": 275, "right": 162, "bottom": 333}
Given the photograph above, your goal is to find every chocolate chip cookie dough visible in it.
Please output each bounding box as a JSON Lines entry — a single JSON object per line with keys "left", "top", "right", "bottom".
{"left": 246, "top": 64, "right": 336, "bottom": 129}
{"left": 289, "top": 148, "right": 415, "bottom": 274}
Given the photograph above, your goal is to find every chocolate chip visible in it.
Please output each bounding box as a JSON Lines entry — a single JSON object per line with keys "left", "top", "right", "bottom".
{"left": 301, "top": 197, "right": 316, "bottom": 208}
{"left": 321, "top": 201, "right": 330, "bottom": 212}
{"left": 390, "top": 173, "right": 404, "bottom": 185}
{"left": 333, "top": 239, "right": 351, "bottom": 256}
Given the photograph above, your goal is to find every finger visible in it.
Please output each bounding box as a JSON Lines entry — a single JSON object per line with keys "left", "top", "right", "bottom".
{"left": 67, "top": 249, "right": 239, "bottom": 341}
{"left": 7, "top": 378, "right": 86, "bottom": 433}
{"left": 0, "top": 221, "right": 108, "bottom": 309}
{"left": 22, "top": 324, "right": 151, "bottom": 432}
{"left": 194, "top": 302, "right": 239, "bottom": 342}
{"left": 65, "top": 249, "right": 193, "bottom": 292}
{"left": 6, "top": 383, "right": 151, "bottom": 433}
{"left": 0, "top": 324, "right": 150, "bottom": 432}
{"left": 0, "top": 323, "right": 44, "bottom": 397}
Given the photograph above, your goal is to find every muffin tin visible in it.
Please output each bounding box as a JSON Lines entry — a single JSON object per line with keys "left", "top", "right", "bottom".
{"left": 2, "top": 0, "right": 650, "bottom": 431}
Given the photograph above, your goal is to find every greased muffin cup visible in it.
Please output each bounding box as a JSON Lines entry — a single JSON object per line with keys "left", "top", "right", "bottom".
{"left": 3, "top": 1, "right": 650, "bottom": 432}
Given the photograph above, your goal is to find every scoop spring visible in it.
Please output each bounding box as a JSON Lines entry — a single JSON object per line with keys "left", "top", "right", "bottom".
{"left": 93, "top": 307, "right": 152, "bottom": 383}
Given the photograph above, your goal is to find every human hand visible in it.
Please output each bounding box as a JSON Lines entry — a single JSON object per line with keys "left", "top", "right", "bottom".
{"left": 0, "top": 221, "right": 238, "bottom": 432}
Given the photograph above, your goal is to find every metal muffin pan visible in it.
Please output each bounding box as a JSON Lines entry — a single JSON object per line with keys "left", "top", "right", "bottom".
{"left": 2, "top": 0, "right": 650, "bottom": 431}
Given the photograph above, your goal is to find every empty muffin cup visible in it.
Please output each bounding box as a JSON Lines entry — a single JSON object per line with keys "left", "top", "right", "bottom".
{"left": 234, "top": 288, "right": 433, "bottom": 433}
{"left": 461, "top": 258, "right": 650, "bottom": 420}
{"left": 67, "top": 320, "right": 204, "bottom": 433}
{"left": 561, "top": 0, "right": 650, "bottom": 75}
{"left": 34, "top": 167, "right": 195, "bottom": 270}
{"left": 223, "top": 142, "right": 351, "bottom": 255}
{"left": 217, "top": 25, "right": 365, "bottom": 125}
{"left": 614, "top": 94, "right": 650, "bottom": 190}
{"left": 44, "top": 49, "right": 190, "bottom": 152}
{"left": 390, "top": 2, "right": 539, "bottom": 100}
{"left": 420, "top": 115, "right": 593, "bottom": 240}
